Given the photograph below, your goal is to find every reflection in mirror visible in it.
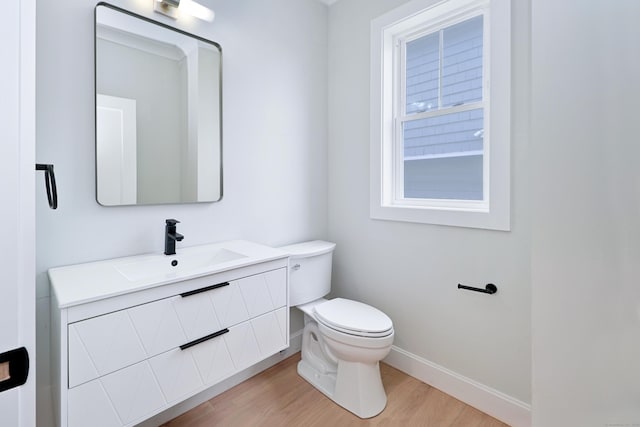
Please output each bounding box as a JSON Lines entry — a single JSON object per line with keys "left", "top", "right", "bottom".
{"left": 95, "top": 3, "right": 222, "bottom": 206}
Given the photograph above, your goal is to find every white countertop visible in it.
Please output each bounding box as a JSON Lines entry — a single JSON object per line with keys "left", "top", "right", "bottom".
{"left": 49, "top": 240, "right": 289, "bottom": 309}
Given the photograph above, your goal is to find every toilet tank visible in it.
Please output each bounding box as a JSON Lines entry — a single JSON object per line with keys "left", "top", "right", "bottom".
{"left": 279, "top": 240, "right": 336, "bottom": 306}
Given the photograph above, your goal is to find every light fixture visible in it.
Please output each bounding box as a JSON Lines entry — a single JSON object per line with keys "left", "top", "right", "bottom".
{"left": 154, "top": 0, "right": 215, "bottom": 22}
{"left": 154, "top": 0, "right": 180, "bottom": 19}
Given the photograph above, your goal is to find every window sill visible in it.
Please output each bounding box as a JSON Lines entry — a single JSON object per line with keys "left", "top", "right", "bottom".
{"left": 370, "top": 202, "right": 510, "bottom": 231}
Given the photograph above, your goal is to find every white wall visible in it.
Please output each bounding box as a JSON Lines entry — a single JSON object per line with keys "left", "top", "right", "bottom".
{"left": 35, "top": 0, "right": 327, "bottom": 424}
{"left": 531, "top": 1, "right": 640, "bottom": 425}
{"left": 327, "top": 0, "right": 531, "bottom": 406}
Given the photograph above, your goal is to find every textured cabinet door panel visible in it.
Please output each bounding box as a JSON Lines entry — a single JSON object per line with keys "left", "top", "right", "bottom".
{"left": 100, "top": 361, "right": 166, "bottom": 425}
{"left": 208, "top": 282, "right": 249, "bottom": 328}
{"left": 68, "top": 380, "right": 122, "bottom": 427}
{"left": 224, "top": 322, "right": 261, "bottom": 371}
{"left": 264, "top": 269, "right": 287, "bottom": 308}
{"left": 237, "top": 268, "right": 286, "bottom": 318}
{"left": 149, "top": 347, "right": 204, "bottom": 404}
{"left": 190, "top": 333, "right": 235, "bottom": 385}
{"left": 251, "top": 307, "right": 288, "bottom": 357}
{"left": 68, "top": 310, "right": 146, "bottom": 387}
{"left": 128, "top": 297, "right": 187, "bottom": 356}
{"left": 68, "top": 361, "right": 165, "bottom": 427}
{"left": 67, "top": 324, "right": 99, "bottom": 388}
{"left": 172, "top": 291, "right": 223, "bottom": 342}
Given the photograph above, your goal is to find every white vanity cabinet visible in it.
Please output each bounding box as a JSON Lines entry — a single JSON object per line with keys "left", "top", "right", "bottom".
{"left": 50, "top": 241, "right": 289, "bottom": 427}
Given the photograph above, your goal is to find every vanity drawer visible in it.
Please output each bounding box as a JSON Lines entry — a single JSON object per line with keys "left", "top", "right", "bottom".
{"left": 147, "top": 307, "right": 288, "bottom": 405}
{"left": 68, "top": 268, "right": 286, "bottom": 388}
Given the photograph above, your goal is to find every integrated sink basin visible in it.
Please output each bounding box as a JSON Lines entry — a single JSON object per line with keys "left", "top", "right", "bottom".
{"left": 116, "top": 248, "right": 247, "bottom": 282}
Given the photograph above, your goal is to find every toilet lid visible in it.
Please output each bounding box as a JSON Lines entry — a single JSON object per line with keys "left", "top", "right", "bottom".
{"left": 314, "top": 298, "right": 393, "bottom": 338}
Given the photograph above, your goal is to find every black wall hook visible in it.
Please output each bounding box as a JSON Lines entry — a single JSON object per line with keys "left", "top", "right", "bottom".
{"left": 457, "top": 283, "right": 498, "bottom": 295}
{"left": 36, "top": 164, "right": 58, "bottom": 210}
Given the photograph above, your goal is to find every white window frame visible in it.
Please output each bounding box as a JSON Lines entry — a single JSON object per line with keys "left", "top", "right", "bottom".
{"left": 370, "top": 0, "right": 510, "bottom": 230}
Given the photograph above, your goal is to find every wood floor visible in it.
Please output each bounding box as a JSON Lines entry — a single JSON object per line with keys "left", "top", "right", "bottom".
{"left": 160, "top": 353, "right": 509, "bottom": 427}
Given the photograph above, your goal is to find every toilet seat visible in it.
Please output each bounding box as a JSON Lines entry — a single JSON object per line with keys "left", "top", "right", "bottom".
{"left": 314, "top": 298, "right": 393, "bottom": 338}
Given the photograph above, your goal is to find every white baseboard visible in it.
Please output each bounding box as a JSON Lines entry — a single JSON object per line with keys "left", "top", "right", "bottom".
{"left": 137, "top": 330, "right": 304, "bottom": 427}
{"left": 383, "top": 346, "right": 531, "bottom": 427}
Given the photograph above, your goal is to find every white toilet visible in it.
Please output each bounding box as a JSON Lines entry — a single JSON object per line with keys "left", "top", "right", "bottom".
{"left": 280, "top": 240, "right": 394, "bottom": 419}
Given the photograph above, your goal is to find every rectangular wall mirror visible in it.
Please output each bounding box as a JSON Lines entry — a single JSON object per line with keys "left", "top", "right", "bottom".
{"left": 95, "top": 2, "right": 222, "bottom": 206}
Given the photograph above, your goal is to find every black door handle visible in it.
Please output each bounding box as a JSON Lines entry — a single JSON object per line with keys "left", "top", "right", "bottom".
{"left": 0, "top": 347, "right": 29, "bottom": 393}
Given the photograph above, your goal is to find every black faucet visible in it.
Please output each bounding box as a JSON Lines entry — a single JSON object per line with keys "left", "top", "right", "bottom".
{"left": 164, "top": 219, "right": 184, "bottom": 255}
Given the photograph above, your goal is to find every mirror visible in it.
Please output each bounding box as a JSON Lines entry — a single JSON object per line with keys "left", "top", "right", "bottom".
{"left": 95, "top": 3, "right": 222, "bottom": 206}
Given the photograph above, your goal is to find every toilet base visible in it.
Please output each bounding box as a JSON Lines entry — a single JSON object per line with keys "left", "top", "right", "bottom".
{"left": 298, "top": 357, "right": 388, "bottom": 419}
{"left": 296, "top": 306, "right": 390, "bottom": 419}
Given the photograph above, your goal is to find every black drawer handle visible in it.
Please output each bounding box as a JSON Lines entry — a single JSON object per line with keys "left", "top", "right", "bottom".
{"left": 180, "top": 328, "right": 229, "bottom": 350}
{"left": 180, "top": 282, "right": 229, "bottom": 297}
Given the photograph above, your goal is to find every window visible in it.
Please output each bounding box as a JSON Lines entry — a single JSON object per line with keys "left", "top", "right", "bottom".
{"left": 370, "top": 0, "right": 510, "bottom": 230}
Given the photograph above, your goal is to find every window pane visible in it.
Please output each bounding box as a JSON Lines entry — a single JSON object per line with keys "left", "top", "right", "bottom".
{"left": 406, "top": 32, "right": 439, "bottom": 114}
{"left": 403, "top": 109, "right": 483, "bottom": 200}
{"left": 442, "top": 15, "right": 483, "bottom": 107}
